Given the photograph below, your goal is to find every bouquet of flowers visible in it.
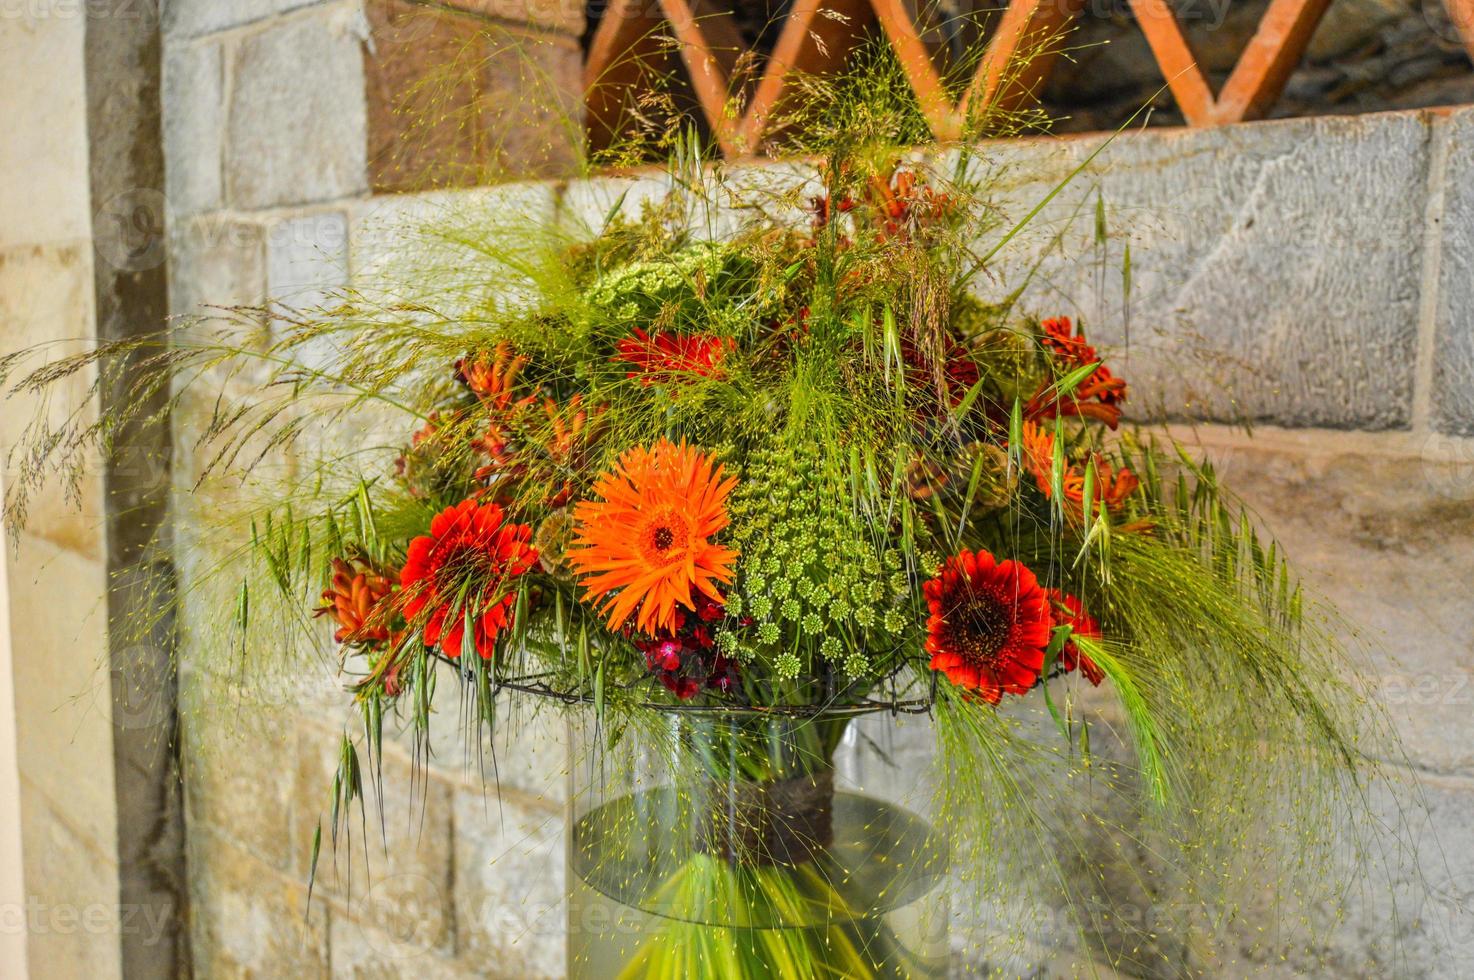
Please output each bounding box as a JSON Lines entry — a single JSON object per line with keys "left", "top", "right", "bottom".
{"left": 2, "top": 86, "right": 1391, "bottom": 976}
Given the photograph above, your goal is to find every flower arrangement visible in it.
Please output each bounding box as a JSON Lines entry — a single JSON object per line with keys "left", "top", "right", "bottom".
{"left": 305, "top": 171, "right": 1162, "bottom": 733}
{"left": 0, "top": 73, "right": 1396, "bottom": 976}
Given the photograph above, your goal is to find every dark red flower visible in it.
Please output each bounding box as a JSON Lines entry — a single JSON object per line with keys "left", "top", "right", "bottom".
{"left": 630, "top": 592, "right": 744, "bottom": 700}
{"left": 902, "top": 337, "right": 980, "bottom": 409}
{"left": 614, "top": 328, "right": 733, "bottom": 385}
{"left": 924, "top": 549, "right": 1053, "bottom": 704}
{"left": 1048, "top": 590, "right": 1105, "bottom": 686}
{"left": 400, "top": 497, "right": 537, "bottom": 659}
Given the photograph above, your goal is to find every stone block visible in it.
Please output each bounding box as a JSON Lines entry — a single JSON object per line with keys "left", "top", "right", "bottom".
{"left": 476, "top": 30, "right": 583, "bottom": 182}
{"left": 348, "top": 181, "right": 559, "bottom": 311}
{"left": 1232, "top": 774, "right": 1474, "bottom": 977}
{"left": 364, "top": 0, "right": 488, "bottom": 194}
{"left": 225, "top": 7, "right": 368, "bottom": 209}
{"left": 188, "top": 829, "right": 330, "bottom": 978}
{"left": 170, "top": 214, "right": 266, "bottom": 317}
{"left": 329, "top": 915, "right": 467, "bottom": 978}
{"left": 452, "top": 787, "right": 564, "bottom": 976}
{"left": 0, "top": 242, "right": 105, "bottom": 559}
{"left": 0, "top": 11, "right": 91, "bottom": 248}
{"left": 181, "top": 682, "right": 299, "bottom": 872}
{"left": 7, "top": 533, "right": 115, "bottom": 853}
{"left": 267, "top": 210, "right": 350, "bottom": 314}
{"left": 1387, "top": 777, "right": 1474, "bottom": 978}
{"left": 421, "top": 699, "right": 569, "bottom": 805}
{"left": 16, "top": 788, "right": 123, "bottom": 980}
{"left": 695, "top": 160, "right": 820, "bottom": 242}
{"left": 267, "top": 209, "right": 351, "bottom": 375}
{"left": 968, "top": 111, "right": 1430, "bottom": 429}
{"left": 364, "top": 2, "right": 582, "bottom": 193}
{"left": 450, "top": 0, "right": 585, "bottom": 35}
{"left": 162, "top": 39, "right": 224, "bottom": 215}
{"left": 293, "top": 724, "right": 456, "bottom": 956}
{"left": 163, "top": 0, "right": 325, "bottom": 40}
{"left": 555, "top": 172, "right": 675, "bottom": 238}
{"left": 1432, "top": 108, "right": 1474, "bottom": 437}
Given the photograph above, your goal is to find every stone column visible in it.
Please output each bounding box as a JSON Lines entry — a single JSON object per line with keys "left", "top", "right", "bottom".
{"left": 0, "top": 472, "right": 27, "bottom": 977}
{"left": 0, "top": 3, "right": 121, "bottom": 976}
{"left": 0, "top": 0, "right": 189, "bottom": 975}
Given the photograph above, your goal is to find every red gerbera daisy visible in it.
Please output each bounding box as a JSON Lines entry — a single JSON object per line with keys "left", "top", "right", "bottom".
{"left": 923, "top": 549, "right": 1053, "bottom": 703}
{"left": 399, "top": 497, "right": 537, "bottom": 659}
{"left": 614, "top": 328, "right": 733, "bottom": 385}
{"left": 1048, "top": 589, "right": 1105, "bottom": 686}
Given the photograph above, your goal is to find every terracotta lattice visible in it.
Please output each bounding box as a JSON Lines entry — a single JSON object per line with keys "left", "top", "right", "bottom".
{"left": 585, "top": 0, "right": 1474, "bottom": 156}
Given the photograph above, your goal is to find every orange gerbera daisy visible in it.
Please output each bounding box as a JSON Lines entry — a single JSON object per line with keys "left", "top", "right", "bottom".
{"left": 569, "top": 440, "right": 738, "bottom": 634}
{"left": 1020, "top": 420, "right": 1059, "bottom": 495}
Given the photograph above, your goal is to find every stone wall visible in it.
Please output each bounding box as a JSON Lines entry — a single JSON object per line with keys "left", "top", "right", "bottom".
{"left": 157, "top": 7, "right": 1474, "bottom": 973}
{"left": 160, "top": 2, "right": 583, "bottom": 977}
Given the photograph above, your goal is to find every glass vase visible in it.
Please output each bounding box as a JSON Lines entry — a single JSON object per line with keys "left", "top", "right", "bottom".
{"left": 567, "top": 708, "right": 949, "bottom": 978}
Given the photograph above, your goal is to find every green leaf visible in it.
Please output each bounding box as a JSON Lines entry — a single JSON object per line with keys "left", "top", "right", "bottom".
{"left": 594, "top": 661, "right": 605, "bottom": 721}
{"left": 1080, "top": 456, "right": 1097, "bottom": 530}
{"left": 1008, "top": 398, "right": 1023, "bottom": 467}
{"left": 955, "top": 447, "right": 989, "bottom": 545}
{"left": 1040, "top": 625, "right": 1072, "bottom": 741}
{"left": 306, "top": 822, "right": 323, "bottom": 908}
{"left": 1077, "top": 635, "right": 1169, "bottom": 805}
{"left": 599, "top": 188, "right": 630, "bottom": 234}
{"left": 1048, "top": 359, "right": 1103, "bottom": 401}
{"left": 1049, "top": 417, "right": 1066, "bottom": 520}
{"left": 881, "top": 307, "right": 900, "bottom": 384}
{"left": 235, "top": 580, "right": 249, "bottom": 633}
{"left": 955, "top": 377, "right": 986, "bottom": 419}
